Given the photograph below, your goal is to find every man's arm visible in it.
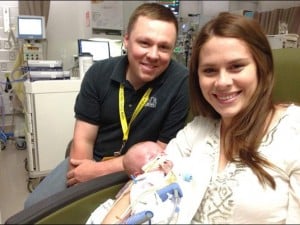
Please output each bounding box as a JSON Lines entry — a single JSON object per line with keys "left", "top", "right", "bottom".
{"left": 69, "top": 119, "right": 98, "bottom": 161}
{"left": 67, "top": 120, "right": 126, "bottom": 186}
{"left": 67, "top": 119, "right": 97, "bottom": 186}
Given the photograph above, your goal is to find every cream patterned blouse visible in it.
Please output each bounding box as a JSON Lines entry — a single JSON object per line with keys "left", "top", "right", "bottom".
{"left": 166, "top": 104, "right": 300, "bottom": 224}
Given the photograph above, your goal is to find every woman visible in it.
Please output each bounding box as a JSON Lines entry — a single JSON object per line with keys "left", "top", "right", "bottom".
{"left": 165, "top": 12, "right": 300, "bottom": 224}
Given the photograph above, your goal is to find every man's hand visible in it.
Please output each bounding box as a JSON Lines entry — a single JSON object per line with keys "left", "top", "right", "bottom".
{"left": 66, "top": 158, "right": 98, "bottom": 187}
{"left": 66, "top": 156, "right": 124, "bottom": 187}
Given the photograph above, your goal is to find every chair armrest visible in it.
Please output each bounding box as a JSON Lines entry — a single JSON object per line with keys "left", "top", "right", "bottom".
{"left": 5, "top": 171, "right": 129, "bottom": 224}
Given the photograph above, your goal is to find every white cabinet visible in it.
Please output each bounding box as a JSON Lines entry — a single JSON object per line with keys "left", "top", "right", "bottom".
{"left": 24, "top": 80, "right": 81, "bottom": 182}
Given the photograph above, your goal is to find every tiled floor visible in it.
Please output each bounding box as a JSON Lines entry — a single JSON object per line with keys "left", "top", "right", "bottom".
{"left": 0, "top": 140, "right": 29, "bottom": 223}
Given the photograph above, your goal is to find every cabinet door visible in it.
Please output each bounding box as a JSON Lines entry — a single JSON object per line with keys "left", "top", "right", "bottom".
{"left": 33, "top": 91, "right": 77, "bottom": 172}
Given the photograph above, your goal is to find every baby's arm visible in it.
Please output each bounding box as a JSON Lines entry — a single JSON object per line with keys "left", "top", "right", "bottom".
{"left": 101, "top": 191, "right": 131, "bottom": 224}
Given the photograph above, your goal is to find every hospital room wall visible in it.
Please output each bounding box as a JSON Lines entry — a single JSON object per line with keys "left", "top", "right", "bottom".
{"left": 46, "top": 1, "right": 91, "bottom": 71}
{"left": 46, "top": 1, "right": 300, "bottom": 70}
{"left": 46, "top": 1, "right": 145, "bottom": 71}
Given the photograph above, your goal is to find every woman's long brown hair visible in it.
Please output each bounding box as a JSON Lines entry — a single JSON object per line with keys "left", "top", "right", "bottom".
{"left": 189, "top": 12, "right": 277, "bottom": 188}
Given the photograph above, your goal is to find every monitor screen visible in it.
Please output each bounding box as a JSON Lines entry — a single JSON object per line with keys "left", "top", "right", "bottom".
{"left": 17, "top": 15, "right": 46, "bottom": 39}
{"left": 244, "top": 11, "right": 254, "bottom": 18}
{"left": 78, "top": 39, "right": 110, "bottom": 61}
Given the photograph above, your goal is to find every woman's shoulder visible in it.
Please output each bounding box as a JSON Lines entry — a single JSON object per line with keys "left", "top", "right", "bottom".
{"left": 272, "top": 104, "right": 300, "bottom": 173}
{"left": 288, "top": 103, "right": 300, "bottom": 111}
{"left": 284, "top": 104, "right": 300, "bottom": 120}
{"left": 277, "top": 104, "right": 300, "bottom": 133}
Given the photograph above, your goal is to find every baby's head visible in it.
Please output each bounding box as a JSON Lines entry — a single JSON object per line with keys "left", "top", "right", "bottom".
{"left": 123, "top": 141, "right": 164, "bottom": 177}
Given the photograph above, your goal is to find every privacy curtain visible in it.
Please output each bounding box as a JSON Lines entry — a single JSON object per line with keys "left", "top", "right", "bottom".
{"left": 254, "top": 6, "right": 300, "bottom": 36}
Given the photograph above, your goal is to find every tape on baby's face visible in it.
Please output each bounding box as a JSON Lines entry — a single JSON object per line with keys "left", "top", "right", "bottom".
{"left": 141, "top": 154, "right": 168, "bottom": 173}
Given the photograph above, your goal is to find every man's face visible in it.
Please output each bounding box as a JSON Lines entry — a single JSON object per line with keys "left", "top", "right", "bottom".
{"left": 124, "top": 16, "right": 177, "bottom": 89}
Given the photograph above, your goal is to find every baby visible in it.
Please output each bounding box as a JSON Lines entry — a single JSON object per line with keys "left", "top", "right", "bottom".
{"left": 122, "top": 141, "right": 166, "bottom": 177}
{"left": 86, "top": 141, "right": 189, "bottom": 224}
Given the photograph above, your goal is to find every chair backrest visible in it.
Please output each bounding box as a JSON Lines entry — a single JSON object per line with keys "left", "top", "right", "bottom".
{"left": 272, "top": 48, "right": 300, "bottom": 104}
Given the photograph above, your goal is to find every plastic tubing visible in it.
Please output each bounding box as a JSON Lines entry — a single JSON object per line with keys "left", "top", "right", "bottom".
{"left": 123, "top": 210, "right": 153, "bottom": 225}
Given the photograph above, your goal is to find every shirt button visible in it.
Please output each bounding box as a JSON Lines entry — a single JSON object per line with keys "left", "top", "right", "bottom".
{"left": 128, "top": 104, "right": 132, "bottom": 107}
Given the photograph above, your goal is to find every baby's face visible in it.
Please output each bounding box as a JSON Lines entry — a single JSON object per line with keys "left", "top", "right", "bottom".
{"left": 141, "top": 153, "right": 173, "bottom": 173}
{"left": 131, "top": 146, "right": 161, "bottom": 175}
{"left": 143, "top": 147, "right": 161, "bottom": 163}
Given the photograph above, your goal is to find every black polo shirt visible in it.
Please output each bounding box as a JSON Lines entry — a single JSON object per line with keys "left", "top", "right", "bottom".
{"left": 74, "top": 55, "right": 189, "bottom": 160}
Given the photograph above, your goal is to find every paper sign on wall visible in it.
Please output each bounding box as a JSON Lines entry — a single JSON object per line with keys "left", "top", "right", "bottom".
{"left": 91, "top": 1, "right": 123, "bottom": 30}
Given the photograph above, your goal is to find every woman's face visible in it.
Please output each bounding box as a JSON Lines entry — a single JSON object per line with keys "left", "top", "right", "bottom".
{"left": 198, "top": 36, "right": 258, "bottom": 125}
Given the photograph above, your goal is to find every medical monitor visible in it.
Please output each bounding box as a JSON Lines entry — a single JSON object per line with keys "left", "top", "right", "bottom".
{"left": 78, "top": 39, "right": 110, "bottom": 61}
{"left": 17, "top": 15, "right": 46, "bottom": 39}
{"left": 158, "top": 0, "right": 180, "bottom": 16}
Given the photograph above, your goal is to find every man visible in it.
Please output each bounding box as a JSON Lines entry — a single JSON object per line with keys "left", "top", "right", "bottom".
{"left": 24, "top": 2, "right": 189, "bottom": 208}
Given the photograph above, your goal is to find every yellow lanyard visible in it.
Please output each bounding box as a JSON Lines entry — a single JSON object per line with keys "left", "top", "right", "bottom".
{"left": 116, "top": 84, "right": 152, "bottom": 156}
